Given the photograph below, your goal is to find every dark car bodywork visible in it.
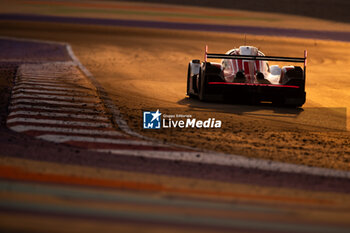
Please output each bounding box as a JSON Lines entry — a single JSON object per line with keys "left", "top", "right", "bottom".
{"left": 187, "top": 46, "right": 307, "bottom": 107}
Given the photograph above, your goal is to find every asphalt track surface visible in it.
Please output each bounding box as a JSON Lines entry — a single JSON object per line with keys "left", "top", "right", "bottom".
{"left": 1, "top": 2, "right": 350, "bottom": 233}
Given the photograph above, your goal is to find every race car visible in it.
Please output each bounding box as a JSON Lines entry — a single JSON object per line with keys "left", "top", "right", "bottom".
{"left": 186, "top": 45, "right": 307, "bottom": 107}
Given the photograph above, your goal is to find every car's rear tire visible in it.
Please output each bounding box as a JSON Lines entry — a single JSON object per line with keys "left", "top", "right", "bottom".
{"left": 198, "top": 68, "right": 208, "bottom": 101}
{"left": 186, "top": 63, "right": 191, "bottom": 96}
{"left": 187, "top": 64, "right": 198, "bottom": 99}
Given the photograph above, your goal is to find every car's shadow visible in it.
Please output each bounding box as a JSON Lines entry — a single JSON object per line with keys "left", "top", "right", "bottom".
{"left": 177, "top": 97, "right": 304, "bottom": 118}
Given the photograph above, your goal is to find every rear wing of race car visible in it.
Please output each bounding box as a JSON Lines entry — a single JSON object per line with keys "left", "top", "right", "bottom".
{"left": 204, "top": 45, "right": 307, "bottom": 79}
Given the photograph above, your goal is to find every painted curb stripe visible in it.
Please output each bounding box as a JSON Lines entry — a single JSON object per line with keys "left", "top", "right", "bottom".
{"left": 11, "top": 97, "right": 100, "bottom": 105}
{"left": 15, "top": 81, "right": 84, "bottom": 88}
{"left": 7, "top": 115, "right": 109, "bottom": 123}
{"left": 9, "top": 104, "right": 101, "bottom": 114}
{"left": 9, "top": 111, "right": 108, "bottom": 121}
{"left": 13, "top": 89, "right": 96, "bottom": 96}
{"left": 10, "top": 98, "right": 101, "bottom": 107}
{"left": 13, "top": 84, "right": 94, "bottom": 92}
{"left": 36, "top": 134, "right": 168, "bottom": 147}
{"left": 24, "top": 131, "right": 131, "bottom": 139}
{"left": 7, "top": 118, "right": 112, "bottom": 128}
{"left": 9, "top": 125, "right": 124, "bottom": 136}
{"left": 7, "top": 122, "right": 114, "bottom": 131}
{"left": 12, "top": 93, "right": 98, "bottom": 102}
{"left": 18, "top": 77, "right": 84, "bottom": 83}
